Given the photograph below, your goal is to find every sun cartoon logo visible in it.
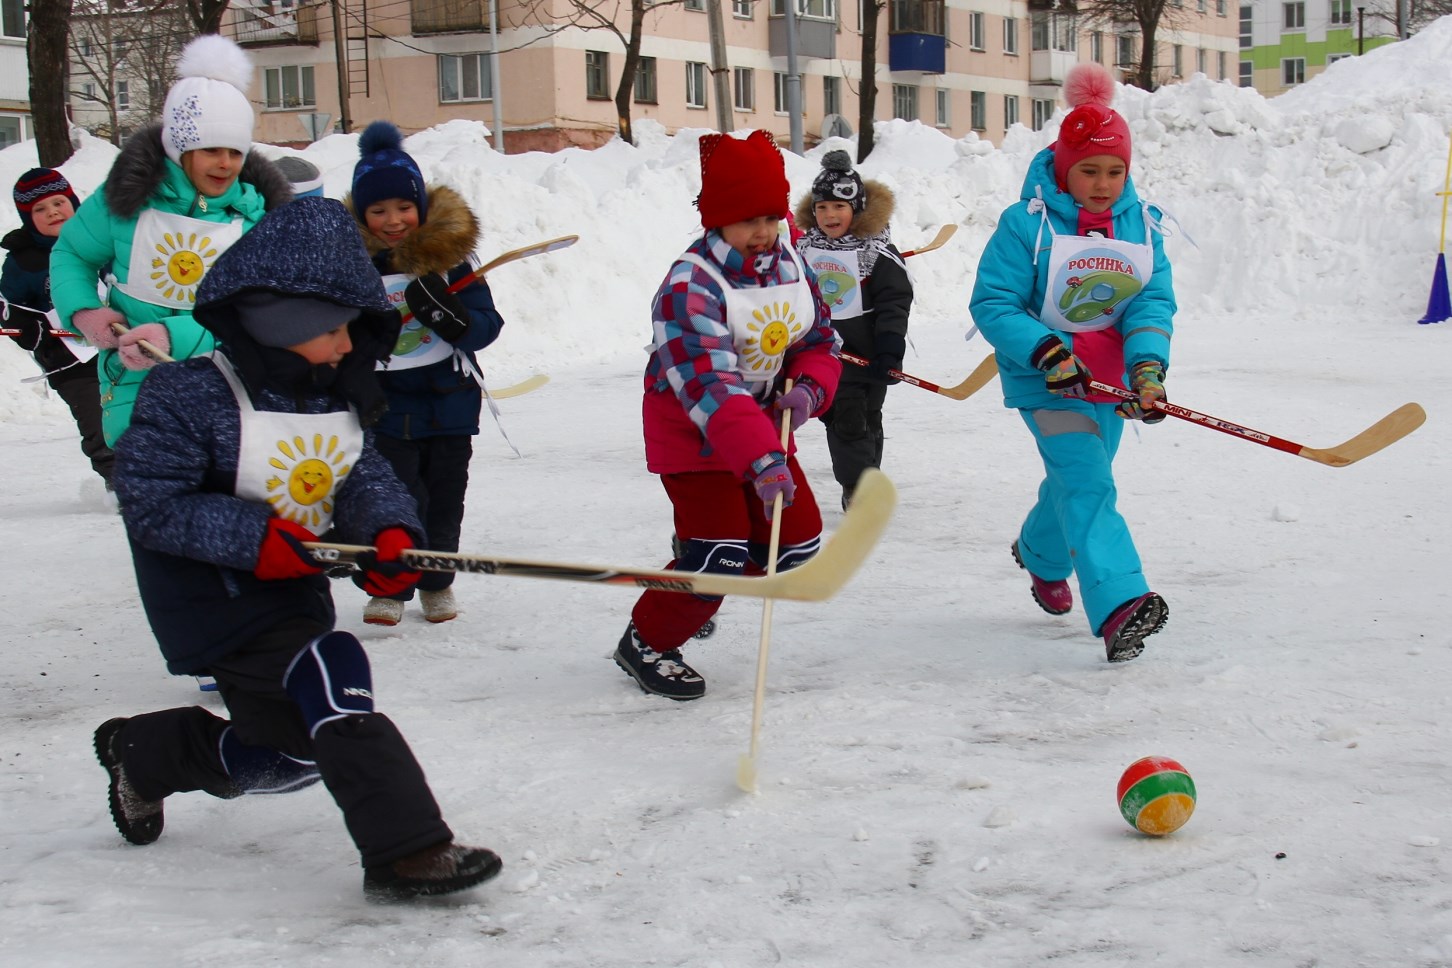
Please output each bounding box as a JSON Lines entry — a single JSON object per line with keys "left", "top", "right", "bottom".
{"left": 149, "top": 232, "right": 222, "bottom": 304}
{"left": 741, "top": 300, "right": 805, "bottom": 373}
{"left": 264, "top": 434, "right": 353, "bottom": 528}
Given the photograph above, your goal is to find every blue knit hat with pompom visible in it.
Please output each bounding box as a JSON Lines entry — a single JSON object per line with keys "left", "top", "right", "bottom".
{"left": 351, "top": 120, "right": 428, "bottom": 223}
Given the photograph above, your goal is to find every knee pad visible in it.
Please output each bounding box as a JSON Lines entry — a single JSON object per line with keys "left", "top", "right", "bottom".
{"left": 674, "top": 537, "right": 748, "bottom": 602}
{"left": 828, "top": 396, "right": 869, "bottom": 441}
{"left": 748, "top": 535, "right": 821, "bottom": 573}
{"left": 283, "top": 631, "right": 375, "bottom": 738}
{"left": 218, "top": 726, "right": 321, "bottom": 796}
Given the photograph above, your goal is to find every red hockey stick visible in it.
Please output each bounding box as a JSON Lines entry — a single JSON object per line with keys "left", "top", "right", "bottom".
{"left": 840, "top": 351, "right": 997, "bottom": 401}
{"left": 900, "top": 224, "right": 957, "bottom": 258}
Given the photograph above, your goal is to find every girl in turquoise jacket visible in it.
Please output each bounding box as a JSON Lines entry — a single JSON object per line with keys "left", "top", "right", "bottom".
{"left": 970, "top": 63, "right": 1176, "bottom": 664}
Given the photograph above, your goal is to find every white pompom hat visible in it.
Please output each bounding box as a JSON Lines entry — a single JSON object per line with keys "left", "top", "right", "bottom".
{"left": 161, "top": 35, "right": 257, "bottom": 165}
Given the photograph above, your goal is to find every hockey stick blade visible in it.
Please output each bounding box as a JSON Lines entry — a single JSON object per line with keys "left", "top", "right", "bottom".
{"left": 901, "top": 224, "right": 958, "bottom": 258}
{"left": 400, "top": 235, "right": 580, "bottom": 324}
{"left": 305, "top": 468, "right": 897, "bottom": 601}
{"left": 488, "top": 374, "right": 549, "bottom": 400}
{"left": 841, "top": 352, "right": 997, "bottom": 401}
{"left": 1089, "top": 380, "right": 1426, "bottom": 467}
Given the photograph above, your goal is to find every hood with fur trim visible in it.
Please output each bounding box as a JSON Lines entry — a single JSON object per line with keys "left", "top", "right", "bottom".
{"left": 102, "top": 123, "right": 291, "bottom": 220}
{"left": 793, "top": 179, "right": 895, "bottom": 239}
{"left": 342, "top": 184, "right": 480, "bottom": 277}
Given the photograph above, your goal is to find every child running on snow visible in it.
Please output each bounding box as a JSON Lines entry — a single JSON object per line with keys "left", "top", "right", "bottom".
{"left": 615, "top": 130, "right": 841, "bottom": 701}
{"left": 99, "top": 196, "right": 501, "bottom": 901}
{"left": 50, "top": 34, "right": 289, "bottom": 449}
{"left": 344, "top": 121, "right": 505, "bottom": 627}
{"left": 793, "top": 150, "right": 913, "bottom": 510}
{"left": 1, "top": 168, "right": 115, "bottom": 492}
{"left": 970, "top": 63, "right": 1175, "bottom": 663}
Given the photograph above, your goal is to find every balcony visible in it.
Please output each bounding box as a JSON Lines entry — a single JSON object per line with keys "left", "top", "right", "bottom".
{"left": 767, "top": 10, "right": 836, "bottom": 61}
{"left": 412, "top": 0, "right": 490, "bottom": 35}
{"left": 231, "top": 3, "right": 319, "bottom": 47}
{"left": 1030, "top": 48, "right": 1078, "bottom": 84}
{"left": 888, "top": 0, "right": 946, "bottom": 74}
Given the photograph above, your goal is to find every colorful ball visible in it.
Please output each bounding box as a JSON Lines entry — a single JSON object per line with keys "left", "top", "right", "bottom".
{"left": 1117, "top": 756, "right": 1196, "bottom": 835}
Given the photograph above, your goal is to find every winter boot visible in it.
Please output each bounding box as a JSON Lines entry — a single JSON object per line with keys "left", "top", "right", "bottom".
{"left": 1099, "top": 592, "right": 1168, "bottom": 663}
{"left": 363, "top": 597, "right": 405, "bottom": 626}
{"left": 1011, "top": 541, "right": 1073, "bottom": 615}
{"left": 363, "top": 842, "right": 503, "bottom": 902}
{"left": 613, "top": 622, "right": 705, "bottom": 701}
{"left": 94, "top": 718, "right": 164, "bottom": 846}
{"left": 420, "top": 588, "right": 457, "bottom": 624}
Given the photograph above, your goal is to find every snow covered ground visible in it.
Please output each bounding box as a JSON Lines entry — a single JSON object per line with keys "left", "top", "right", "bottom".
{"left": 4, "top": 19, "right": 1452, "bottom": 967}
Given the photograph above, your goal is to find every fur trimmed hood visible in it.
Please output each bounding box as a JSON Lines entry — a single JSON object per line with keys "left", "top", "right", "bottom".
{"left": 102, "top": 123, "right": 292, "bottom": 219}
{"left": 793, "top": 179, "right": 895, "bottom": 238}
{"left": 343, "top": 184, "right": 480, "bottom": 277}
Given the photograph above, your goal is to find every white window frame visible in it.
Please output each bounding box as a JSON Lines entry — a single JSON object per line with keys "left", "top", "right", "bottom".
{"left": 116, "top": 79, "right": 130, "bottom": 112}
{"left": 823, "top": 75, "right": 840, "bottom": 115}
{"left": 634, "top": 56, "right": 657, "bottom": 104}
{"left": 439, "top": 53, "right": 493, "bottom": 104}
{"left": 264, "top": 65, "right": 316, "bottom": 109}
{"left": 970, "top": 90, "right": 986, "bottom": 130}
{"left": 1031, "top": 97, "right": 1054, "bottom": 131}
{"left": 968, "top": 11, "right": 985, "bottom": 50}
{"left": 1003, "top": 16, "right": 1019, "bottom": 54}
{"left": 1282, "top": 57, "right": 1305, "bottom": 85}
{"left": 1283, "top": 2, "right": 1305, "bottom": 30}
{"left": 735, "top": 66, "right": 755, "bottom": 112}
{"left": 585, "top": 50, "right": 610, "bottom": 99}
{"left": 1330, "top": 0, "right": 1352, "bottom": 24}
{"left": 733, "top": 0, "right": 753, "bottom": 16}
{"left": 685, "top": 61, "right": 708, "bottom": 109}
{"left": 1003, "top": 93, "right": 1019, "bottom": 128}
{"left": 935, "top": 88, "right": 949, "bottom": 127}
{"left": 0, "top": 0, "right": 23, "bottom": 39}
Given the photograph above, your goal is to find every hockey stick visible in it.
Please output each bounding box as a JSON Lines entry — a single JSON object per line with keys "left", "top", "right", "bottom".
{"left": 1089, "top": 380, "right": 1426, "bottom": 467}
{"left": 1, "top": 328, "right": 82, "bottom": 339}
{"left": 900, "top": 224, "right": 958, "bottom": 258}
{"left": 487, "top": 373, "right": 549, "bottom": 399}
{"left": 738, "top": 382, "right": 795, "bottom": 794}
{"left": 840, "top": 351, "right": 998, "bottom": 401}
{"left": 399, "top": 234, "right": 579, "bottom": 325}
{"left": 305, "top": 467, "right": 897, "bottom": 601}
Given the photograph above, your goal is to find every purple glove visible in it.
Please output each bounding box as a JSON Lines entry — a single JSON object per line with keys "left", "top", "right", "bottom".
{"left": 70, "top": 307, "right": 125, "bottom": 349}
{"left": 751, "top": 459, "right": 796, "bottom": 520}
{"left": 772, "top": 380, "right": 824, "bottom": 433}
{"left": 117, "top": 323, "right": 171, "bottom": 370}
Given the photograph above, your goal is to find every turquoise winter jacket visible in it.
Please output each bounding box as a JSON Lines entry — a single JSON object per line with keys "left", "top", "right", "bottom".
{"left": 969, "top": 147, "right": 1176, "bottom": 411}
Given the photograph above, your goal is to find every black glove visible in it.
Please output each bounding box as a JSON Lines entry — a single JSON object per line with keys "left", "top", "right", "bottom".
{"left": 866, "top": 332, "right": 905, "bottom": 385}
{"left": 1029, "top": 336, "right": 1092, "bottom": 399}
{"left": 403, "top": 275, "right": 469, "bottom": 343}
{"left": 4, "top": 307, "right": 45, "bottom": 351}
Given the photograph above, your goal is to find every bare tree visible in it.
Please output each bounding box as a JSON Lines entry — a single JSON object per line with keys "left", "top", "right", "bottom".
{"left": 28, "top": 0, "right": 76, "bottom": 167}
{"left": 1074, "top": 0, "right": 1192, "bottom": 90}
{"left": 856, "top": 0, "right": 884, "bottom": 163}
{"left": 185, "top": 0, "right": 231, "bottom": 34}
{"left": 69, "top": 0, "right": 191, "bottom": 144}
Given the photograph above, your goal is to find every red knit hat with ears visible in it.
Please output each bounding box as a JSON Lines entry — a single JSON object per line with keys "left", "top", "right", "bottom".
{"left": 1053, "top": 63, "right": 1132, "bottom": 190}
{"left": 695, "top": 130, "right": 790, "bottom": 230}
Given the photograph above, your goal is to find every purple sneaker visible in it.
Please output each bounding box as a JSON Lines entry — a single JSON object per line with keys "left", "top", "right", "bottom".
{"left": 1010, "top": 542, "right": 1073, "bottom": 615}
{"left": 1099, "top": 593, "right": 1169, "bottom": 663}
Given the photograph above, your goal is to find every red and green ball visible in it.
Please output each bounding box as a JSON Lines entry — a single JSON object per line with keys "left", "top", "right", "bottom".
{"left": 1117, "top": 756, "right": 1196, "bottom": 835}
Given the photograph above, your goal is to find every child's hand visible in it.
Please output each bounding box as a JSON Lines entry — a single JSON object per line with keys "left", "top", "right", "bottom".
{"left": 1115, "top": 361, "right": 1167, "bottom": 423}
{"left": 1030, "top": 336, "right": 1092, "bottom": 398}
{"left": 751, "top": 460, "right": 796, "bottom": 520}
{"left": 117, "top": 323, "right": 170, "bottom": 370}
{"left": 404, "top": 276, "right": 469, "bottom": 343}
{"left": 254, "top": 517, "right": 324, "bottom": 581}
{"left": 868, "top": 331, "right": 905, "bottom": 384}
{"left": 356, "top": 527, "right": 423, "bottom": 597}
{"left": 4, "top": 308, "right": 45, "bottom": 351}
{"left": 772, "top": 380, "right": 824, "bottom": 432}
{"left": 70, "top": 307, "right": 126, "bottom": 349}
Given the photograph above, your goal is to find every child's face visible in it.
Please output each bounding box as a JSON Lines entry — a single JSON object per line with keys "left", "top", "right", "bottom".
{"left": 720, "top": 215, "right": 781, "bottom": 259}
{"left": 288, "top": 323, "right": 353, "bottom": 367}
{"left": 181, "top": 147, "right": 245, "bottom": 198}
{"left": 813, "top": 200, "right": 855, "bottom": 240}
{"left": 1065, "top": 155, "right": 1128, "bottom": 215}
{"left": 30, "top": 195, "right": 75, "bottom": 237}
{"left": 364, "top": 199, "right": 420, "bottom": 247}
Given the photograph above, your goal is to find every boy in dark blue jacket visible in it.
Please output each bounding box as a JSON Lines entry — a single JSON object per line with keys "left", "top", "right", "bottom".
{"left": 344, "top": 121, "right": 505, "bottom": 627}
{"left": 100, "top": 197, "right": 501, "bottom": 901}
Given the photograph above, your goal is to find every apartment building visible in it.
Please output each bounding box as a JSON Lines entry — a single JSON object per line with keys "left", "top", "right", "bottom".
{"left": 0, "top": 0, "right": 31, "bottom": 148}
{"left": 1237, "top": 0, "right": 1396, "bottom": 96}
{"left": 218, "top": 1, "right": 1238, "bottom": 151}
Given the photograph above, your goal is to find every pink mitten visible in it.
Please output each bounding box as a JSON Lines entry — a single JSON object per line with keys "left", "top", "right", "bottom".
{"left": 70, "top": 307, "right": 126, "bottom": 349}
{"left": 117, "top": 323, "right": 171, "bottom": 370}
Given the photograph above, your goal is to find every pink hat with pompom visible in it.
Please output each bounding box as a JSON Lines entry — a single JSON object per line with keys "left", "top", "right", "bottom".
{"left": 1053, "top": 63, "right": 1131, "bottom": 190}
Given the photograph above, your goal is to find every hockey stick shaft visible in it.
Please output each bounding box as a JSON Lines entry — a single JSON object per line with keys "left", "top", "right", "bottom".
{"left": 1088, "top": 380, "right": 1426, "bottom": 467}
{"left": 399, "top": 234, "right": 579, "bottom": 325}
{"left": 840, "top": 351, "right": 998, "bottom": 401}
{"left": 0, "top": 328, "right": 81, "bottom": 339}
{"left": 306, "top": 467, "right": 897, "bottom": 602}
{"left": 900, "top": 224, "right": 958, "bottom": 258}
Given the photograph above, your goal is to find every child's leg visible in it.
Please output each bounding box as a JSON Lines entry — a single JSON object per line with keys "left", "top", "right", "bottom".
{"left": 823, "top": 382, "right": 881, "bottom": 501}
{"left": 369, "top": 434, "right": 426, "bottom": 602}
{"left": 413, "top": 434, "right": 473, "bottom": 594}
{"left": 50, "top": 367, "right": 114, "bottom": 484}
{"left": 746, "top": 454, "right": 823, "bottom": 573}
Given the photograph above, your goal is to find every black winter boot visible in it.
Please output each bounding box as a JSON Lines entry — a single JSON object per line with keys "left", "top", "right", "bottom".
{"left": 363, "top": 842, "right": 502, "bottom": 901}
{"left": 613, "top": 622, "right": 705, "bottom": 701}
{"left": 94, "top": 718, "right": 165, "bottom": 845}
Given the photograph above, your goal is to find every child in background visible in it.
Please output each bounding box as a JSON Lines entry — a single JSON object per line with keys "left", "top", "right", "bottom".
{"left": 50, "top": 34, "right": 290, "bottom": 449}
{"left": 793, "top": 150, "right": 912, "bottom": 510}
{"left": 344, "top": 120, "right": 505, "bottom": 627}
{"left": 969, "top": 63, "right": 1176, "bottom": 663}
{"left": 615, "top": 130, "right": 841, "bottom": 701}
{"left": 100, "top": 197, "right": 500, "bottom": 901}
{"left": 1, "top": 168, "right": 115, "bottom": 491}
{"left": 273, "top": 156, "right": 325, "bottom": 199}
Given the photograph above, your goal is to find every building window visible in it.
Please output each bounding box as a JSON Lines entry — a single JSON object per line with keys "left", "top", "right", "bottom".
{"left": 1327, "top": 51, "right": 1351, "bottom": 63}
{"left": 439, "top": 53, "right": 493, "bottom": 103}
{"left": 1031, "top": 13, "right": 1076, "bottom": 52}
{"left": 1217, "top": 0, "right": 1227, "bottom": 15}
{"left": 0, "top": 116, "right": 20, "bottom": 149}
{"left": 1239, "top": 60, "right": 1253, "bottom": 86}
{"left": 970, "top": 90, "right": 986, "bottom": 130}
{"left": 935, "top": 88, "right": 949, "bottom": 127}
{"left": 585, "top": 51, "right": 610, "bottom": 99}
{"left": 264, "top": 65, "right": 316, "bottom": 109}
{"left": 117, "top": 80, "right": 130, "bottom": 112}
{"left": 771, "top": 0, "right": 837, "bottom": 18}
{"left": 685, "top": 0, "right": 705, "bottom": 10}
{"left": 1283, "top": 2, "right": 1304, "bottom": 29}
{"left": 824, "top": 75, "right": 840, "bottom": 116}
{"left": 1330, "top": 0, "right": 1352, "bottom": 24}
{"left": 686, "top": 62, "right": 707, "bottom": 109}
{"left": 733, "top": 0, "right": 753, "bottom": 16}
{"left": 1031, "top": 98, "right": 1054, "bottom": 130}
{"left": 1172, "top": 44, "right": 1182, "bottom": 76}
{"left": 1282, "top": 56, "right": 1305, "bottom": 84}
{"left": 1217, "top": 50, "right": 1226, "bottom": 79}
{"left": 892, "top": 83, "right": 918, "bottom": 120}
{"left": 82, "top": 81, "right": 96, "bottom": 100}
{"left": 1240, "top": 4, "right": 1252, "bottom": 47}
{"left": 635, "top": 56, "right": 657, "bottom": 104}
{"left": 1117, "top": 33, "right": 1135, "bottom": 67}
{"left": 968, "top": 11, "right": 985, "bottom": 50}
{"left": 0, "top": 0, "right": 23, "bottom": 38}
{"left": 1091, "top": 31, "right": 1103, "bottom": 63}
{"left": 1196, "top": 47, "right": 1206, "bottom": 74}
{"left": 1197, "top": 0, "right": 1205, "bottom": 12}
{"left": 735, "top": 67, "right": 755, "bottom": 111}
{"left": 1004, "top": 94, "right": 1019, "bottom": 128}
{"left": 1003, "top": 17, "right": 1019, "bottom": 54}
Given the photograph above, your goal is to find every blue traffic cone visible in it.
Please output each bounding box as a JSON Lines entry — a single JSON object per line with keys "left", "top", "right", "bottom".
{"left": 1419, "top": 253, "right": 1451, "bottom": 324}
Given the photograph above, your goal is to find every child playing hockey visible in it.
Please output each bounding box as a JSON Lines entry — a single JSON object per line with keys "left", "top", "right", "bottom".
{"left": 99, "top": 197, "right": 500, "bottom": 901}
{"left": 615, "top": 130, "right": 841, "bottom": 701}
{"left": 793, "top": 150, "right": 912, "bottom": 510}
{"left": 1, "top": 168, "right": 114, "bottom": 491}
{"left": 969, "top": 63, "right": 1176, "bottom": 663}
{"left": 50, "top": 34, "right": 289, "bottom": 448}
{"left": 345, "top": 121, "right": 506, "bottom": 627}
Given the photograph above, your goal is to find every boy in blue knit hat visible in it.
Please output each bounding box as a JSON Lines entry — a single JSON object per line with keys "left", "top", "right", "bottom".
{"left": 98, "top": 196, "right": 501, "bottom": 901}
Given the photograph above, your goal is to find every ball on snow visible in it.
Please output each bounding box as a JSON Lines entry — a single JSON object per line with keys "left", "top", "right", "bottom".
{"left": 1117, "top": 756, "right": 1196, "bottom": 835}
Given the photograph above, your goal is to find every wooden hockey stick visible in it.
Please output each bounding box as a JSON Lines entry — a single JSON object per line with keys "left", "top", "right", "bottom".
{"left": 400, "top": 234, "right": 579, "bottom": 325}
{"left": 1089, "top": 380, "right": 1426, "bottom": 467}
{"left": 840, "top": 351, "right": 998, "bottom": 401}
{"left": 900, "top": 224, "right": 958, "bottom": 258}
{"left": 487, "top": 373, "right": 549, "bottom": 400}
{"left": 306, "top": 467, "right": 897, "bottom": 601}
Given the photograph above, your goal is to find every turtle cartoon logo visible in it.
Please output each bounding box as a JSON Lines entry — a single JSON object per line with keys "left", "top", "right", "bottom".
{"left": 148, "top": 232, "right": 222, "bottom": 304}
{"left": 264, "top": 434, "right": 353, "bottom": 528}
{"left": 1057, "top": 251, "right": 1142, "bottom": 323}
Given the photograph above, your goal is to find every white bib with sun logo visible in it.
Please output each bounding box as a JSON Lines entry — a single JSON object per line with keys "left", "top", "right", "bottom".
{"left": 679, "top": 248, "right": 813, "bottom": 388}
{"left": 210, "top": 353, "right": 362, "bottom": 533}
{"left": 1034, "top": 204, "right": 1155, "bottom": 333}
{"left": 376, "top": 272, "right": 457, "bottom": 371}
{"left": 799, "top": 246, "right": 865, "bottom": 321}
{"left": 116, "top": 208, "right": 245, "bottom": 309}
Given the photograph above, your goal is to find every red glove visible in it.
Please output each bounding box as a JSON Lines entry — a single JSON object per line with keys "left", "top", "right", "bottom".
{"left": 255, "top": 517, "right": 323, "bottom": 581}
{"left": 358, "top": 527, "right": 422, "bottom": 597}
